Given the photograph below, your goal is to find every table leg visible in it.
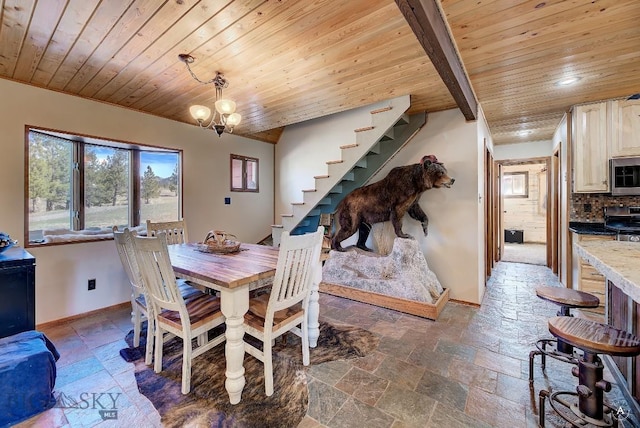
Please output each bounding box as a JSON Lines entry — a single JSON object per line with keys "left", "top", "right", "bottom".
{"left": 220, "top": 287, "right": 249, "bottom": 405}
{"left": 308, "top": 262, "right": 321, "bottom": 348}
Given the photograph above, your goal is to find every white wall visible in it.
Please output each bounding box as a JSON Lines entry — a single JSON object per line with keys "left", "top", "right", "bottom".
{"left": 276, "top": 105, "right": 485, "bottom": 305}
{"left": 493, "top": 139, "right": 554, "bottom": 160}
{"left": 0, "top": 79, "right": 274, "bottom": 324}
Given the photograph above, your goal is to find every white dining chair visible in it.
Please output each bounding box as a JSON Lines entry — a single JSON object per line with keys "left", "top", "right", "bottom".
{"left": 243, "top": 226, "right": 323, "bottom": 396}
{"left": 131, "top": 230, "right": 226, "bottom": 394}
{"left": 145, "top": 218, "right": 213, "bottom": 294}
{"left": 113, "top": 227, "right": 202, "bottom": 365}
{"left": 146, "top": 219, "right": 188, "bottom": 244}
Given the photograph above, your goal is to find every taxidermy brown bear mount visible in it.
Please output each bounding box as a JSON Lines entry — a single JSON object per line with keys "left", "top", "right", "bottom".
{"left": 331, "top": 155, "right": 454, "bottom": 252}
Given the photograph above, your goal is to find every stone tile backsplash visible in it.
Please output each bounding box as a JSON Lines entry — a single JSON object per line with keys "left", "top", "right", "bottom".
{"left": 571, "top": 194, "right": 640, "bottom": 222}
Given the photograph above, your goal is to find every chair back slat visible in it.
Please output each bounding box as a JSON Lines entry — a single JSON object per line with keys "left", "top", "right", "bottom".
{"left": 146, "top": 219, "right": 188, "bottom": 244}
{"left": 113, "top": 227, "right": 144, "bottom": 296}
{"left": 269, "top": 227, "right": 323, "bottom": 315}
{"left": 133, "top": 231, "right": 187, "bottom": 316}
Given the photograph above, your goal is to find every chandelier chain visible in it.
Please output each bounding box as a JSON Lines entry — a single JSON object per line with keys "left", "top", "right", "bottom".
{"left": 183, "top": 60, "right": 229, "bottom": 89}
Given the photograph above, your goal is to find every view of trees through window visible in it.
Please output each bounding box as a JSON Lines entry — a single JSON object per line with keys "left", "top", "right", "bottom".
{"left": 28, "top": 132, "right": 72, "bottom": 231}
{"left": 139, "top": 153, "right": 180, "bottom": 224}
{"left": 27, "top": 129, "right": 181, "bottom": 243}
{"left": 84, "top": 145, "right": 130, "bottom": 229}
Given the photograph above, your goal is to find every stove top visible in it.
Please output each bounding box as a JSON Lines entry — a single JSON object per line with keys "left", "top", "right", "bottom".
{"left": 604, "top": 206, "right": 640, "bottom": 238}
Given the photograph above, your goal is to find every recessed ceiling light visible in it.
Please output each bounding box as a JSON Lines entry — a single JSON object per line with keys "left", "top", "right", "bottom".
{"left": 555, "top": 76, "right": 582, "bottom": 86}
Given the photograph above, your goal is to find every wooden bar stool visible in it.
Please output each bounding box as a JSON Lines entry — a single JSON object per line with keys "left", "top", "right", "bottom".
{"left": 529, "top": 286, "right": 600, "bottom": 383}
{"left": 539, "top": 316, "right": 640, "bottom": 427}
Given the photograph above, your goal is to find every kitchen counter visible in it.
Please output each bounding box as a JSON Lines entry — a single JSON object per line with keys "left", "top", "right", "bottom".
{"left": 569, "top": 221, "right": 617, "bottom": 236}
{"left": 574, "top": 240, "right": 640, "bottom": 303}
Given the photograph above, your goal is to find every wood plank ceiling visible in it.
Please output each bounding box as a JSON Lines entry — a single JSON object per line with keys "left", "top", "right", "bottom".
{"left": 0, "top": 0, "right": 638, "bottom": 145}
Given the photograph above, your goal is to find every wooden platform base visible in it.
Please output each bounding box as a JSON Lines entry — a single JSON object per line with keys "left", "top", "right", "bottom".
{"left": 320, "top": 282, "right": 449, "bottom": 320}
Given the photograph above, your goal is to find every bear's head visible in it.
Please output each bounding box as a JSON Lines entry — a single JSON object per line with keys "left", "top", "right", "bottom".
{"left": 421, "top": 156, "right": 455, "bottom": 189}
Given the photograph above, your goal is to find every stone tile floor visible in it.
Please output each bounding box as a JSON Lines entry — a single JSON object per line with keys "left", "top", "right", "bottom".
{"left": 502, "top": 243, "right": 547, "bottom": 266}
{"left": 17, "top": 261, "right": 640, "bottom": 427}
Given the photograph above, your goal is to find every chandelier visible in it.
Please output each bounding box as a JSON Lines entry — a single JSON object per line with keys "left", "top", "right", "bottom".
{"left": 178, "top": 54, "right": 241, "bottom": 136}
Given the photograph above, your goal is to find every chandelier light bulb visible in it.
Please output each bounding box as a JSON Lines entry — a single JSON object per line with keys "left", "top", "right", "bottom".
{"left": 189, "top": 105, "right": 211, "bottom": 121}
{"left": 226, "top": 112, "right": 242, "bottom": 127}
{"left": 215, "top": 99, "right": 236, "bottom": 115}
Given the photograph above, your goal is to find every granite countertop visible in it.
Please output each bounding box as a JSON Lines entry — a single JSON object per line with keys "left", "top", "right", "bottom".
{"left": 568, "top": 221, "right": 617, "bottom": 236}
{"left": 575, "top": 240, "right": 640, "bottom": 303}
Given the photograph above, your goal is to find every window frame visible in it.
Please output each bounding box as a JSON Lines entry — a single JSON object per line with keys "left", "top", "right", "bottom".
{"left": 24, "top": 125, "right": 183, "bottom": 247}
{"left": 502, "top": 171, "right": 529, "bottom": 198}
{"left": 230, "top": 153, "right": 259, "bottom": 192}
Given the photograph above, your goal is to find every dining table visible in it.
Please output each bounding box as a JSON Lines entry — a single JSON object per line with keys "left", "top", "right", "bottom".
{"left": 167, "top": 242, "right": 322, "bottom": 404}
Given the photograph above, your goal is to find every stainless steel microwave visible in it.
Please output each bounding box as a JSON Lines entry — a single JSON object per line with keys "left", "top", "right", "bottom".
{"left": 611, "top": 157, "right": 640, "bottom": 195}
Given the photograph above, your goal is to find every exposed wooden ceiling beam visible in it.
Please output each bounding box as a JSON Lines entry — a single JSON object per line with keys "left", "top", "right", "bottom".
{"left": 395, "top": 0, "right": 477, "bottom": 121}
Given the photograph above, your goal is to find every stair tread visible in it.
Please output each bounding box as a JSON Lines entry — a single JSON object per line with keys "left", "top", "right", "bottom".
{"left": 370, "top": 106, "right": 393, "bottom": 114}
{"left": 340, "top": 143, "right": 359, "bottom": 149}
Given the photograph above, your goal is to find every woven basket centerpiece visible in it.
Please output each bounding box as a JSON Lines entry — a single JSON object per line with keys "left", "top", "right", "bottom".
{"left": 196, "top": 230, "right": 241, "bottom": 254}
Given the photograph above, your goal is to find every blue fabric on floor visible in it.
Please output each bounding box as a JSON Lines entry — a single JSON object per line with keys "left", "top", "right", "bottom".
{"left": 0, "top": 331, "right": 59, "bottom": 428}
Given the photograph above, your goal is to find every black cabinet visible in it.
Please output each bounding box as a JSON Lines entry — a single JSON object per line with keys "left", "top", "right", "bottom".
{"left": 0, "top": 247, "right": 35, "bottom": 339}
{"left": 504, "top": 229, "right": 524, "bottom": 243}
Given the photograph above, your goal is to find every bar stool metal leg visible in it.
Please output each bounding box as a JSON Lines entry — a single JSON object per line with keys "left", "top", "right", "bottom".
{"left": 529, "top": 337, "right": 578, "bottom": 384}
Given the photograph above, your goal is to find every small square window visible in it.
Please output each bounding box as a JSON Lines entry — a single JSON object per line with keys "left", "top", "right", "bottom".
{"left": 230, "top": 154, "right": 259, "bottom": 192}
{"left": 503, "top": 172, "right": 528, "bottom": 198}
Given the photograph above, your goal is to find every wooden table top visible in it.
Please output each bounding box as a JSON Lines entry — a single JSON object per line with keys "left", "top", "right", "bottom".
{"left": 168, "top": 243, "right": 279, "bottom": 289}
{"left": 536, "top": 286, "right": 600, "bottom": 308}
{"left": 549, "top": 316, "right": 640, "bottom": 357}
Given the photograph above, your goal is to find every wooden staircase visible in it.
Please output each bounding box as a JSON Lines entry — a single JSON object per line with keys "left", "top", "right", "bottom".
{"left": 272, "top": 95, "right": 426, "bottom": 246}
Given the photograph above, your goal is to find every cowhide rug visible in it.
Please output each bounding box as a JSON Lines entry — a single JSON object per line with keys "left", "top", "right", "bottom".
{"left": 121, "top": 321, "right": 379, "bottom": 428}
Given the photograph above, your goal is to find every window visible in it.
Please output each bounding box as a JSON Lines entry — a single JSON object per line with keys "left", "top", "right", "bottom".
{"left": 230, "top": 154, "right": 259, "bottom": 192}
{"left": 26, "top": 127, "right": 181, "bottom": 245}
{"left": 502, "top": 172, "right": 528, "bottom": 198}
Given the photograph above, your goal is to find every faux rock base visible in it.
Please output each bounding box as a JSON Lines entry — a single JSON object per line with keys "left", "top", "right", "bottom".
{"left": 322, "top": 238, "right": 444, "bottom": 304}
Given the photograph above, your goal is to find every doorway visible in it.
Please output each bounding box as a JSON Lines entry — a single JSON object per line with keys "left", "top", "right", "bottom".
{"left": 499, "top": 159, "right": 550, "bottom": 266}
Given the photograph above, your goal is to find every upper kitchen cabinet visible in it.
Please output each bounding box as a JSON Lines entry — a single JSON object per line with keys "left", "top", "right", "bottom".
{"left": 610, "top": 99, "right": 640, "bottom": 158}
{"left": 573, "top": 102, "right": 609, "bottom": 192}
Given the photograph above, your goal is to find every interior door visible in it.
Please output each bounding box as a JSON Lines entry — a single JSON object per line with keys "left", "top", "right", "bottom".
{"left": 497, "top": 163, "right": 504, "bottom": 261}
{"left": 552, "top": 151, "right": 560, "bottom": 273}
{"left": 484, "top": 145, "right": 494, "bottom": 279}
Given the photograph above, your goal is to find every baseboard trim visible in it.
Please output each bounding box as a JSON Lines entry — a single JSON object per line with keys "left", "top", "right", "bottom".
{"left": 449, "top": 298, "right": 481, "bottom": 308}
{"left": 36, "top": 301, "right": 130, "bottom": 329}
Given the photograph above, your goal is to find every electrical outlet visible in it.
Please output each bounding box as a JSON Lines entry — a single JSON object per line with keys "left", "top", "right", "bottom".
{"left": 88, "top": 278, "right": 96, "bottom": 290}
